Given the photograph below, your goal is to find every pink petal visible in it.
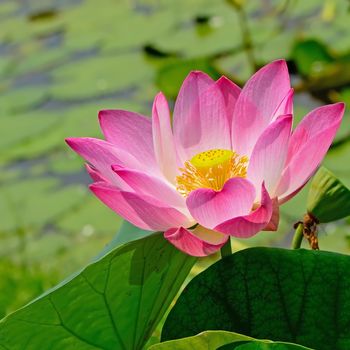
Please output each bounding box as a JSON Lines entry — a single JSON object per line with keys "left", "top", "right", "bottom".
{"left": 66, "top": 137, "right": 139, "bottom": 189}
{"left": 263, "top": 198, "right": 279, "bottom": 231}
{"left": 164, "top": 226, "right": 228, "bottom": 257}
{"left": 173, "top": 71, "right": 231, "bottom": 163}
{"left": 232, "top": 60, "right": 291, "bottom": 156}
{"left": 276, "top": 103, "right": 345, "bottom": 200}
{"left": 278, "top": 185, "right": 305, "bottom": 205}
{"left": 98, "top": 110, "right": 159, "bottom": 172}
{"left": 186, "top": 177, "right": 256, "bottom": 229}
{"left": 286, "top": 103, "right": 345, "bottom": 163}
{"left": 247, "top": 115, "right": 292, "bottom": 195}
{"left": 174, "top": 71, "right": 214, "bottom": 124}
{"left": 271, "top": 88, "right": 294, "bottom": 121}
{"left": 112, "top": 165, "right": 187, "bottom": 211}
{"left": 152, "top": 92, "right": 178, "bottom": 182}
{"left": 85, "top": 164, "right": 107, "bottom": 182}
{"left": 214, "top": 183, "right": 273, "bottom": 237}
{"left": 216, "top": 76, "right": 241, "bottom": 127}
{"left": 90, "top": 182, "right": 192, "bottom": 231}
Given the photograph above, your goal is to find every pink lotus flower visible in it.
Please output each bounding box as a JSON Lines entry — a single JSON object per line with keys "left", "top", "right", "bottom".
{"left": 66, "top": 60, "right": 345, "bottom": 257}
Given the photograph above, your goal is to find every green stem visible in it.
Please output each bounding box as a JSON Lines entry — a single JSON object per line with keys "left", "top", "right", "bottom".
{"left": 236, "top": 5, "right": 258, "bottom": 72}
{"left": 220, "top": 238, "right": 232, "bottom": 258}
{"left": 291, "top": 223, "right": 304, "bottom": 249}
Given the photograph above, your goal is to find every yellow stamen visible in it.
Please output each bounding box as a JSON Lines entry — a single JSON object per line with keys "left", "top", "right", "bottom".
{"left": 176, "top": 149, "right": 248, "bottom": 197}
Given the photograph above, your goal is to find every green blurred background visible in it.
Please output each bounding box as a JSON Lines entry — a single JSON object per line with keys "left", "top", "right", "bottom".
{"left": 1, "top": 0, "right": 350, "bottom": 320}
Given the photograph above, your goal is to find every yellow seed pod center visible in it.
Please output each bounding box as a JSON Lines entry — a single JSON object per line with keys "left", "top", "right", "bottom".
{"left": 190, "top": 149, "right": 234, "bottom": 169}
{"left": 176, "top": 148, "right": 248, "bottom": 197}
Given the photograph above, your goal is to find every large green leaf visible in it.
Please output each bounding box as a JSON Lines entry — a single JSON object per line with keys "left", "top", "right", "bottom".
{"left": 162, "top": 247, "right": 350, "bottom": 350}
{"left": 307, "top": 167, "right": 350, "bottom": 222}
{"left": 150, "top": 330, "right": 312, "bottom": 350}
{"left": 219, "top": 341, "right": 312, "bottom": 349}
{"left": 0, "top": 234, "right": 196, "bottom": 349}
{"left": 150, "top": 330, "right": 252, "bottom": 350}
{"left": 95, "top": 221, "right": 153, "bottom": 261}
{"left": 292, "top": 39, "right": 333, "bottom": 77}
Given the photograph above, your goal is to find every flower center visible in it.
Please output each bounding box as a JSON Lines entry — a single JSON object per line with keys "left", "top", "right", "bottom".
{"left": 176, "top": 149, "right": 248, "bottom": 197}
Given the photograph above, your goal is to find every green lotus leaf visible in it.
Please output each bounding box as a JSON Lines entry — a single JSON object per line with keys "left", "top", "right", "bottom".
{"left": 307, "top": 166, "right": 350, "bottom": 222}
{"left": 162, "top": 247, "right": 350, "bottom": 350}
{"left": 0, "top": 234, "right": 196, "bottom": 349}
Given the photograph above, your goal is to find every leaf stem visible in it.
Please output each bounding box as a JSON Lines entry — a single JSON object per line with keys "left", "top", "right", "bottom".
{"left": 291, "top": 223, "right": 304, "bottom": 249}
{"left": 235, "top": 5, "right": 258, "bottom": 72}
{"left": 226, "top": 1, "right": 258, "bottom": 71}
{"left": 220, "top": 238, "right": 232, "bottom": 258}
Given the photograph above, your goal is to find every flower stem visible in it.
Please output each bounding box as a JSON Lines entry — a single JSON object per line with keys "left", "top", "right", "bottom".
{"left": 220, "top": 238, "right": 232, "bottom": 258}
{"left": 291, "top": 223, "right": 304, "bottom": 249}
